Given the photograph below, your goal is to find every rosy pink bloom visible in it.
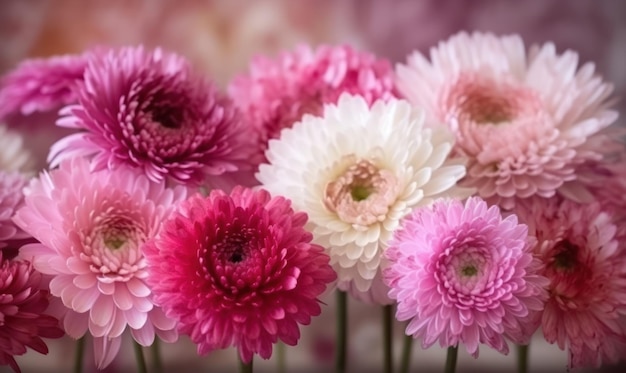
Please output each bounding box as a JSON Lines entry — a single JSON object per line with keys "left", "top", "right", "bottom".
{"left": 383, "top": 196, "right": 548, "bottom": 356}
{"left": 13, "top": 157, "right": 188, "bottom": 369}
{"left": 0, "top": 171, "right": 31, "bottom": 254}
{"left": 0, "top": 253, "right": 64, "bottom": 373}
{"left": 144, "top": 187, "right": 336, "bottom": 363}
{"left": 228, "top": 44, "right": 398, "bottom": 166}
{"left": 49, "top": 46, "right": 253, "bottom": 186}
{"left": 514, "top": 196, "right": 626, "bottom": 369}
{"left": 396, "top": 31, "right": 618, "bottom": 209}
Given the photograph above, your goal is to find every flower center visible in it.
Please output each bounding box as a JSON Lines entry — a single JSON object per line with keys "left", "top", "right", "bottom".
{"left": 152, "top": 105, "right": 184, "bottom": 129}
{"left": 552, "top": 240, "right": 579, "bottom": 272}
{"left": 439, "top": 242, "right": 490, "bottom": 295}
{"left": 324, "top": 155, "right": 399, "bottom": 227}
{"left": 461, "top": 265, "right": 478, "bottom": 277}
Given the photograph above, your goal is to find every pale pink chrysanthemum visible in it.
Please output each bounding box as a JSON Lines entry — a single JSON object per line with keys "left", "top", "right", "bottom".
{"left": 228, "top": 44, "right": 399, "bottom": 166}
{"left": 49, "top": 46, "right": 253, "bottom": 186}
{"left": 0, "top": 253, "right": 64, "bottom": 373}
{"left": 12, "top": 157, "right": 188, "bottom": 369}
{"left": 144, "top": 187, "right": 336, "bottom": 363}
{"left": 383, "top": 196, "right": 548, "bottom": 356}
{"left": 0, "top": 52, "right": 88, "bottom": 120}
{"left": 514, "top": 196, "right": 626, "bottom": 369}
{"left": 0, "top": 171, "right": 31, "bottom": 253}
{"left": 0, "top": 124, "right": 35, "bottom": 173}
{"left": 396, "top": 31, "right": 618, "bottom": 209}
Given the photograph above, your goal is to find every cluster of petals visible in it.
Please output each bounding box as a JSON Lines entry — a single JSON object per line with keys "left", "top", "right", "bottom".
{"left": 229, "top": 44, "right": 399, "bottom": 166}
{"left": 257, "top": 94, "right": 469, "bottom": 304}
{"left": 396, "top": 31, "right": 617, "bottom": 209}
{"left": 0, "top": 171, "right": 30, "bottom": 253}
{"left": 0, "top": 253, "right": 64, "bottom": 373}
{"left": 384, "top": 196, "right": 548, "bottom": 356}
{"left": 144, "top": 186, "right": 336, "bottom": 363}
{"left": 513, "top": 196, "right": 626, "bottom": 368}
{"left": 48, "top": 46, "right": 253, "bottom": 186}
{"left": 12, "top": 157, "right": 188, "bottom": 369}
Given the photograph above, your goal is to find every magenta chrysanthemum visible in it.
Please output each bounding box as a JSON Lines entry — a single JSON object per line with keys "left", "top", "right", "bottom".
{"left": 0, "top": 171, "right": 30, "bottom": 251}
{"left": 514, "top": 196, "right": 626, "bottom": 368}
{"left": 384, "top": 197, "right": 548, "bottom": 356}
{"left": 0, "top": 53, "right": 88, "bottom": 120}
{"left": 12, "top": 157, "right": 188, "bottom": 369}
{"left": 0, "top": 254, "right": 64, "bottom": 373}
{"left": 144, "top": 187, "right": 336, "bottom": 363}
{"left": 396, "top": 32, "right": 617, "bottom": 209}
{"left": 49, "top": 46, "right": 253, "bottom": 185}
{"left": 228, "top": 44, "right": 398, "bottom": 165}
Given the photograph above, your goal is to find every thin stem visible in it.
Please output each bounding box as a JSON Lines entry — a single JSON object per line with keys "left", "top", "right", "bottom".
{"left": 239, "top": 356, "right": 253, "bottom": 373}
{"left": 152, "top": 337, "right": 164, "bottom": 373}
{"left": 382, "top": 305, "right": 393, "bottom": 373}
{"left": 335, "top": 290, "right": 348, "bottom": 373}
{"left": 444, "top": 345, "right": 458, "bottom": 373}
{"left": 276, "top": 341, "right": 286, "bottom": 373}
{"left": 73, "top": 337, "right": 85, "bottom": 373}
{"left": 399, "top": 334, "right": 414, "bottom": 373}
{"left": 133, "top": 341, "right": 148, "bottom": 373}
{"left": 517, "top": 344, "right": 529, "bottom": 373}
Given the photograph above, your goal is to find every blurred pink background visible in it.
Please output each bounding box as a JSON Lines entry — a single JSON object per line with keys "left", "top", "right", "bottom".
{"left": 1, "top": 0, "right": 625, "bottom": 372}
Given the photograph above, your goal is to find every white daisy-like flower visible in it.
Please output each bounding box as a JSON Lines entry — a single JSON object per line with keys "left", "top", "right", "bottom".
{"left": 396, "top": 31, "right": 617, "bottom": 209}
{"left": 257, "top": 93, "right": 469, "bottom": 300}
{"left": 0, "top": 124, "right": 34, "bottom": 173}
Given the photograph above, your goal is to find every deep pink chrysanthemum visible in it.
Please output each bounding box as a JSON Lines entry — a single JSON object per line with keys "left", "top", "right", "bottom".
{"left": 383, "top": 197, "right": 548, "bottom": 356}
{"left": 0, "top": 53, "right": 88, "bottom": 120}
{"left": 144, "top": 187, "right": 337, "bottom": 363}
{"left": 228, "top": 44, "right": 398, "bottom": 166}
{"left": 12, "top": 157, "right": 189, "bottom": 369}
{"left": 0, "top": 171, "right": 31, "bottom": 253}
{"left": 514, "top": 196, "right": 626, "bottom": 369}
{"left": 49, "top": 46, "right": 253, "bottom": 185}
{"left": 0, "top": 253, "right": 64, "bottom": 373}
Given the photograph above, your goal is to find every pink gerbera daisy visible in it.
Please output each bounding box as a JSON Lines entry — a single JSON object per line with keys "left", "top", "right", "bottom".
{"left": 144, "top": 187, "right": 336, "bottom": 363}
{"left": 228, "top": 44, "right": 398, "bottom": 166}
{"left": 49, "top": 46, "right": 253, "bottom": 186}
{"left": 0, "top": 253, "right": 64, "bottom": 373}
{"left": 383, "top": 197, "right": 548, "bottom": 356}
{"left": 12, "top": 157, "right": 188, "bottom": 369}
{"left": 396, "top": 31, "right": 617, "bottom": 209}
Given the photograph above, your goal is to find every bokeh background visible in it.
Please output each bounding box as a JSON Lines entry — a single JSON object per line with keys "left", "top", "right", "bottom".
{"left": 1, "top": 0, "right": 625, "bottom": 372}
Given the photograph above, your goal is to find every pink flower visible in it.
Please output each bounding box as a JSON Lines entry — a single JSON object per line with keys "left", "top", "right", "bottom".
{"left": 0, "top": 171, "right": 31, "bottom": 253}
{"left": 144, "top": 187, "right": 336, "bottom": 363}
{"left": 514, "top": 196, "right": 626, "bottom": 369}
{"left": 228, "top": 44, "right": 398, "bottom": 166}
{"left": 12, "top": 157, "right": 188, "bottom": 369}
{"left": 0, "top": 253, "right": 64, "bottom": 373}
{"left": 383, "top": 196, "right": 548, "bottom": 356}
{"left": 396, "top": 31, "right": 618, "bottom": 209}
{"left": 49, "top": 46, "right": 253, "bottom": 185}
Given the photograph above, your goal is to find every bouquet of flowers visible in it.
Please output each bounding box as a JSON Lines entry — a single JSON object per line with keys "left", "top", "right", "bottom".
{"left": 1, "top": 31, "right": 625, "bottom": 373}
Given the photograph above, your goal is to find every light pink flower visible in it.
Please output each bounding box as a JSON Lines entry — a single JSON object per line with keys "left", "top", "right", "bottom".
{"left": 384, "top": 196, "right": 548, "bottom": 356}
{"left": 0, "top": 171, "right": 30, "bottom": 253}
{"left": 396, "top": 31, "right": 618, "bottom": 209}
{"left": 49, "top": 46, "right": 253, "bottom": 186}
{"left": 144, "top": 187, "right": 336, "bottom": 363}
{"left": 0, "top": 253, "right": 64, "bottom": 373}
{"left": 12, "top": 157, "right": 188, "bottom": 369}
{"left": 228, "top": 44, "right": 398, "bottom": 166}
{"left": 514, "top": 196, "right": 626, "bottom": 369}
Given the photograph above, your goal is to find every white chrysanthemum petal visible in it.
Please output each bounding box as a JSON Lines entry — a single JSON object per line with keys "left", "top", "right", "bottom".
{"left": 0, "top": 124, "right": 35, "bottom": 173}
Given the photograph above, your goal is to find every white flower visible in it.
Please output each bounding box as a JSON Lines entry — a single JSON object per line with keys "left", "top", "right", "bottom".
{"left": 257, "top": 94, "right": 469, "bottom": 298}
{"left": 0, "top": 124, "right": 34, "bottom": 173}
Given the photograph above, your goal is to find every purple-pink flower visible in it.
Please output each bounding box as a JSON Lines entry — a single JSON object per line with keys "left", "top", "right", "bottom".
{"left": 383, "top": 197, "right": 548, "bottom": 356}
{"left": 49, "top": 46, "right": 253, "bottom": 186}
{"left": 13, "top": 157, "right": 189, "bottom": 369}
{"left": 144, "top": 187, "right": 337, "bottom": 363}
{"left": 0, "top": 253, "right": 64, "bottom": 373}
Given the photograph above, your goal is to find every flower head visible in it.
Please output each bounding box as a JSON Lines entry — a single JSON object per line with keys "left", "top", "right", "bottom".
{"left": 396, "top": 31, "right": 617, "bottom": 209}
{"left": 13, "top": 157, "right": 188, "bottom": 369}
{"left": 144, "top": 187, "right": 336, "bottom": 363}
{"left": 0, "top": 253, "right": 64, "bottom": 373}
{"left": 229, "top": 44, "right": 398, "bottom": 167}
{"left": 1, "top": 171, "right": 30, "bottom": 252}
{"left": 257, "top": 94, "right": 469, "bottom": 304}
{"left": 49, "top": 46, "right": 253, "bottom": 185}
{"left": 384, "top": 197, "right": 548, "bottom": 356}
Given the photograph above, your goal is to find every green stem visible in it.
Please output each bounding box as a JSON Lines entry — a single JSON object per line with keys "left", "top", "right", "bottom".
{"left": 73, "top": 337, "right": 85, "bottom": 373}
{"left": 517, "top": 344, "right": 529, "bottom": 373}
{"left": 152, "top": 337, "right": 164, "bottom": 373}
{"left": 382, "top": 305, "right": 393, "bottom": 373}
{"left": 444, "top": 345, "right": 458, "bottom": 373}
{"left": 239, "top": 356, "right": 253, "bottom": 373}
{"left": 276, "top": 342, "right": 286, "bottom": 373}
{"left": 335, "top": 290, "right": 348, "bottom": 373}
{"left": 133, "top": 341, "right": 148, "bottom": 373}
{"left": 399, "top": 334, "right": 413, "bottom": 373}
